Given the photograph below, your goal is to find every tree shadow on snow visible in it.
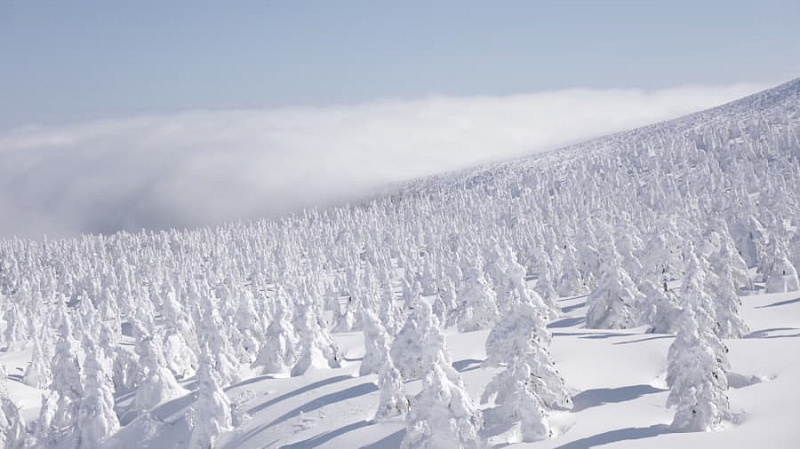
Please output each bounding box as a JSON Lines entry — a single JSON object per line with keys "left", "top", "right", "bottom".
{"left": 265, "top": 382, "right": 379, "bottom": 427}
{"left": 548, "top": 317, "right": 586, "bottom": 329}
{"left": 452, "top": 358, "right": 483, "bottom": 373}
{"left": 246, "top": 375, "right": 353, "bottom": 415}
{"left": 479, "top": 405, "right": 518, "bottom": 441}
{"left": 612, "top": 335, "right": 672, "bottom": 345}
{"left": 281, "top": 420, "right": 374, "bottom": 448}
{"left": 727, "top": 371, "right": 765, "bottom": 389}
{"left": 231, "top": 382, "right": 378, "bottom": 447}
{"left": 227, "top": 373, "right": 294, "bottom": 390}
{"left": 554, "top": 424, "right": 671, "bottom": 449}
{"left": 560, "top": 301, "right": 587, "bottom": 314}
{"left": 118, "top": 390, "right": 197, "bottom": 426}
{"left": 551, "top": 331, "right": 629, "bottom": 340}
{"left": 360, "top": 429, "right": 405, "bottom": 449}
{"left": 571, "top": 384, "right": 666, "bottom": 412}
{"left": 745, "top": 327, "right": 800, "bottom": 339}
{"left": 578, "top": 333, "right": 630, "bottom": 340}
{"left": 755, "top": 296, "right": 800, "bottom": 309}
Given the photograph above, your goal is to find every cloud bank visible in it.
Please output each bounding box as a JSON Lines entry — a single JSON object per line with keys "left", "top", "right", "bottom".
{"left": 0, "top": 83, "right": 767, "bottom": 238}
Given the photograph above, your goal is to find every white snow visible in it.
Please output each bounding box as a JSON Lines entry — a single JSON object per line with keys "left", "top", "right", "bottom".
{"left": 30, "top": 288, "right": 788, "bottom": 448}
{"left": 0, "top": 78, "right": 799, "bottom": 448}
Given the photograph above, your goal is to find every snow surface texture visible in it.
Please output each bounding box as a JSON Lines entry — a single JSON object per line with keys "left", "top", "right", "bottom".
{"left": 0, "top": 78, "right": 799, "bottom": 448}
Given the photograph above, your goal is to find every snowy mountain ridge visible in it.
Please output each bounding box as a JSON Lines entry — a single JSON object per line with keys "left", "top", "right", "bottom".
{"left": 396, "top": 76, "right": 800, "bottom": 196}
{"left": 0, "top": 77, "right": 798, "bottom": 448}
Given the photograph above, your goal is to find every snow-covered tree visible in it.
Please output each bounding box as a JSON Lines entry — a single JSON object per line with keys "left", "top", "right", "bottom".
{"left": 483, "top": 358, "right": 550, "bottom": 442}
{"left": 161, "top": 288, "right": 198, "bottom": 380}
{"left": 134, "top": 334, "right": 188, "bottom": 412}
{"left": 77, "top": 337, "right": 120, "bottom": 447}
{"left": 373, "top": 356, "right": 409, "bottom": 421}
{"left": 48, "top": 318, "right": 84, "bottom": 442}
{"left": 290, "top": 299, "right": 341, "bottom": 377}
{"left": 483, "top": 301, "right": 571, "bottom": 419}
{"left": 585, "top": 256, "right": 644, "bottom": 329}
{"left": 532, "top": 252, "right": 559, "bottom": 316}
{"left": 400, "top": 306, "right": 483, "bottom": 449}
{"left": 193, "top": 289, "right": 241, "bottom": 386}
{"left": 252, "top": 300, "right": 298, "bottom": 375}
{"left": 360, "top": 309, "right": 390, "bottom": 377}
{"left": 188, "top": 349, "right": 232, "bottom": 449}
{"left": 0, "top": 366, "right": 25, "bottom": 448}
{"left": 231, "top": 289, "right": 262, "bottom": 363}
{"left": 713, "top": 228, "right": 752, "bottom": 291}
{"left": 765, "top": 247, "right": 800, "bottom": 293}
{"left": 711, "top": 269, "right": 749, "bottom": 339}
{"left": 667, "top": 244, "right": 730, "bottom": 432}
{"left": 23, "top": 334, "right": 51, "bottom": 389}
{"left": 557, "top": 247, "right": 586, "bottom": 298}
{"left": 401, "top": 362, "right": 483, "bottom": 449}
{"left": 390, "top": 300, "right": 443, "bottom": 380}
{"left": 454, "top": 265, "right": 499, "bottom": 333}
{"left": 641, "top": 226, "right": 684, "bottom": 283}
{"left": 640, "top": 279, "right": 681, "bottom": 334}
{"left": 667, "top": 306, "right": 730, "bottom": 432}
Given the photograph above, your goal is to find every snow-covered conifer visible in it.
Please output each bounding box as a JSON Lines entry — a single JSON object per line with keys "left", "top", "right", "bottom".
{"left": 401, "top": 363, "right": 483, "bottom": 449}
{"left": 667, "top": 244, "right": 730, "bottom": 431}
{"left": 194, "top": 295, "right": 241, "bottom": 386}
{"left": 0, "top": 366, "right": 25, "bottom": 448}
{"left": 290, "top": 299, "right": 341, "bottom": 377}
{"left": 483, "top": 358, "right": 550, "bottom": 442}
{"left": 454, "top": 265, "right": 499, "bottom": 333}
{"left": 714, "top": 227, "right": 752, "bottom": 291}
{"left": 187, "top": 348, "right": 232, "bottom": 449}
{"left": 640, "top": 279, "right": 681, "bottom": 334}
{"left": 557, "top": 247, "right": 586, "bottom": 298}
{"left": 419, "top": 255, "right": 439, "bottom": 296}
{"left": 641, "top": 228, "right": 683, "bottom": 283}
{"left": 390, "top": 300, "right": 442, "bottom": 380}
{"left": 252, "top": 300, "right": 298, "bottom": 375}
{"left": 373, "top": 356, "right": 408, "bottom": 421}
{"left": 378, "top": 283, "right": 404, "bottom": 336}
{"left": 400, "top": 305, "right": 482, "bottom": 448}
{"left": 112, "top": 347, "right": 140, "bottom": 394}
{"left": 765, "top": 247, "right": 800, "bottom": 293}
{"left": 3, "top": 303, "right": 26, "bottom": 351}
{"left": 134, "top": 334, "right": 188, "bottom": 412}
{"left": 23, "top": 334, "right": 51, "bottom": 389}
{"left": 331, "top": 297, "right": 357, "bottom": 333}
{"left": 161, "top": 288, "right": 198, "bottom": 379}
{"left": 585, "top": 254, "right": 644, "bottom": 329}
{"left": 360, "top": 309, "right": 390, "bottom": 377}
{"left": 667, "top": 306, "right": 730, "bottom": 431}
{"left": 231, "top": 289, "right": 262, "bottom": 363}
{"left": 483, "top": 302, "right": 571, "bottom": 413}
{"left": 711, "top": 267, "right": 749, "bottom": 339}
{"left": 78, "top": 337, "right": 120, "bottom": 447}
{"left": 533, "top": 261, "right": 559, "bottom": 314}
{"left": 49, "top": 318, "right": 83, "bottom": 439}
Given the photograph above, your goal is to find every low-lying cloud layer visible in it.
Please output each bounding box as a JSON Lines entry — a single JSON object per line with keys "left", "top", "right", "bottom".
{"left": 0, "top": 83, "right": 767, "bottom": 238}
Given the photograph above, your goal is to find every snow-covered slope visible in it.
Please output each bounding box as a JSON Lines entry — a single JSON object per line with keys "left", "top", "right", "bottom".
{"left": 94, "top": 287, "right": 799, "bottom": 449}
{"left": 0, "top": 77, "right": 799, "bottom": 448}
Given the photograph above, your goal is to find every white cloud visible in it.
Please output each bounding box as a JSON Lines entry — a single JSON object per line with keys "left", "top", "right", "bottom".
{"left": 0, "top": 83, "right": 768, "bottom": 238}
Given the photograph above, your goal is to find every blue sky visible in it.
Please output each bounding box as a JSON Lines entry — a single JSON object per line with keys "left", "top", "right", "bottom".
{"left": 2, "top": 1, "right": 798, "bottom": 129}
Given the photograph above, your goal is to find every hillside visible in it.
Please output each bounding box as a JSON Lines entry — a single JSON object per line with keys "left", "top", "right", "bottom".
{"left": 0, "top": 78, "right": 798, "bottom": 448}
